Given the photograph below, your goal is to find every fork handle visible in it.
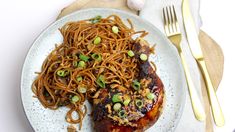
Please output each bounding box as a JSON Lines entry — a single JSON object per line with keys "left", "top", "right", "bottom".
{"left": 197, "top": 59, "right": 225, "bottom": 126}
{"left": 179, "top": 51, "right": 206, "bottom": 121}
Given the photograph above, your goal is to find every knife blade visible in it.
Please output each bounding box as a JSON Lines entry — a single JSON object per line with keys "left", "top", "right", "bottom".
{"left": 182, "top": 0, "right": 225, "bottom": 127}
{"left": 182, "top": 0, "right": 203, "bottom": 59}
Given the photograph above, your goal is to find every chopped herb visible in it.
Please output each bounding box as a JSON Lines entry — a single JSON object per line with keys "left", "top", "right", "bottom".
{"left": 123, "top": 98, "right": 131, "bottom": 106}
{"left": 118, "top": 110, "right": 127, "bottom": 118}
{"left": 135, "top": 99, "right": 144, "bottom": 108}
{"left": 78, "top": 61, "right": 86, "bottom": 68}
{"left": 147, "top": 92, "right": 156, "bottom": 100}
{"left": 57, "top": 70, "right": 69, "bottom": 77}
{"left": 71, "top": 95, "right": 80, "bottom": 103}
{"left": 78, "top": 87, "right": 87, "bottom": 94}
{"left": 96, "top": 75, "right": 106, "bottom": 88}
{"left": 132, "top": 80, "right": 141, "bottom": 91}
{"left": 140, "top": 53, "right": 148, "bottom": 61}
{"left": 64, "top": 70, "right": 69, "bottom": 76}
{"left": 79, "top": 54, "right": 90, "bottom": 62}
{"left": 73, "top": 61, "right": 78, "bottom": 67}
{"left": 127, "top": 50, "right": 135, "bottom": 57}
{"left": 90, "top": 15, "right": 102, "bottom": 24}
{"left": 76, "top": 76, "right": 83, "bottom": 82}
{"left": 93, "top": 36, "right": 101, "bottom": 45}
{"left": 113, "top": 103, "right": 122, "bottom": 111}
{"left": 112, "top": 93, "right": 122, "bottom": 103}
{"left": 112, "top": 26, "right": 119, "bottom": 34}
{"left": 91, "top": 53, "right": 102, "bottom": 61}
{"left": 57, "top": 70, "right": 65, "bottom": 77}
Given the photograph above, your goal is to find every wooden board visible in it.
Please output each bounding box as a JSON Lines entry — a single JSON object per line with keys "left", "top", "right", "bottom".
{"left": 57, "top": 0, "right": 136, "bottom": 19}
{"left": 57, "top": 0, "right": 224, "bottom": 131}
{"left": 199, "top": 30, "right": 224, "bottom": 132}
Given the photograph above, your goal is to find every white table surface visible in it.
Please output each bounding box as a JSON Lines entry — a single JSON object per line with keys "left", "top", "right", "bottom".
{"left": 0, "top": 0, "right": 234, "bottom": 132}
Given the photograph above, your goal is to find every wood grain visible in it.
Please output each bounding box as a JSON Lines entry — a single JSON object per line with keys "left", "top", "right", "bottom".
{"left": 199, "top": 31, "right": 224, "bottom": 90}
{"left": 199, "top": 31, "right": 224, "bottom": 132}
{"left": 56, "top": 0, "right": 224, "bottom": 131}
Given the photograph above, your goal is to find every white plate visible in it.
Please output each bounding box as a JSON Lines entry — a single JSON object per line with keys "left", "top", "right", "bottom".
{"left": 21, "top": 8, "right": 186, "bottom": 132}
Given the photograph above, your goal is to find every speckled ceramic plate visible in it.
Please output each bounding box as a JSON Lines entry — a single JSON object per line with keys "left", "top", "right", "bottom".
{"left": 21, "top": 8, "right": 186, "bottom": 132}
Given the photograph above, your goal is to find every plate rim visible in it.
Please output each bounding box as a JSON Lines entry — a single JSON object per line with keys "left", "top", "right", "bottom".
{"left": 20, "top": 8, "right": 186, "bottom": 132}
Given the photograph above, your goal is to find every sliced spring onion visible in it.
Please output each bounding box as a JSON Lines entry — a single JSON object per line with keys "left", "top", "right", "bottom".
{"left": 147, "top": 92, "right": 156, "bottom": 100}
{"left": 64, "top": 70, "right": 69, "bottom": 76}
{"left": 123, "top": 98, "right": 131, "bottom": 106}
{"left": 112, "top": 26, "right": 119, "bottom": 34}
{"left": 113, "top": 103, "right": 122, "bottom": 111}
{"left": 91, "top": 53, "right": 102, "bottom": 61}
{"left": 118, "top": 110, "right": 127, "bottom": 118}
{"left": 71, "top": 95, "right": 80, "bottom": 103}
{"left": 132, "top": 80, "right": 141, "bottom": 91}
{"left": 57, "top": 70, "right": 65, "bottom": 77}
{"left": 93, "top": 37, "right": 101, "bottom": 45}
{"left": 127, "top": 50, "right": 135, "bottom": 57}
{"left": 76, "top": 76, "right": 83, "bottom": 82}
{"left": 73, "top": 61, "right": 78, "bottom": 67}
{"left": 140, "top": 53, "right": 148, "bottom": 61}
{"left": 57, "top": 70, "right": 69, "bottom": 77}
{"left": 135, "top": 99, "right": 144, "bottom": 108}
{"left": 112, "top": 93, "right": 122, "bottom": 103}
{"left": 90, "top": 15, "right": 102, "bottom": 24}
{"left": 79, "top": 54, "right": 90, "bottom": 62}
{"left": 78, "top": 61, "right": 86, "bottom": 68}
{"left": 96, "top": 75, "right": 106, "bottom": 88}
{"left": 78, "top": 87, "right": 87, "bottom": 94}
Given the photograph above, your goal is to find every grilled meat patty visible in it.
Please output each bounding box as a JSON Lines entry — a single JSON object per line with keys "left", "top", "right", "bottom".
{"left": 91, "top": 39, "right": 164, "bottom": 132}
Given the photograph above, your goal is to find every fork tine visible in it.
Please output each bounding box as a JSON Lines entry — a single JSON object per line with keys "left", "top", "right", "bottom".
{"left": 163, "top": 7, "right": 170, "bottom": 35}
{"left": 163, "top": 5, "right": 180, "bottom": 36}
{"left": 172, "top": 5, "right": 180, "bottom": 33}
{"left": 169, "top": 5, "right": 176, "bottom": 33}
{"left": 166, "top": 6, "right": 173, "bottom": 34}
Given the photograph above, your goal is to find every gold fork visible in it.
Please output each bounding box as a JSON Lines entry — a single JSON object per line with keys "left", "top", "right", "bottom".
{"left": 163, "top": 5, "right": 206, "bottom": 121}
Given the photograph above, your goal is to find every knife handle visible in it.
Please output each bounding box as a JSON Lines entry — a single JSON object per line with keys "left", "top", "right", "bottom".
{"left": 179, "top": 52, "right": 206, "bottom": 121}
{"left": 197, "top": 59, "right": 225, "bottom": 126}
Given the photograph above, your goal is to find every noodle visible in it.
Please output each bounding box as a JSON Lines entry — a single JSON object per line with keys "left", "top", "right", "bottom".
{"left": 32, "top": 15, "right": 148, "bottom": 129}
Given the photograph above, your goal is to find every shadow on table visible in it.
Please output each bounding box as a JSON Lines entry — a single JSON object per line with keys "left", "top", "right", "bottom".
{"left": 11, "top": 50, "right": 33, "bottom": 131}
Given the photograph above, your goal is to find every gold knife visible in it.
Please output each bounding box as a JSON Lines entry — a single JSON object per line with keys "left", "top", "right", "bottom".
{"left": 182, "top": 0, "right": 225, "bottom": 127}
